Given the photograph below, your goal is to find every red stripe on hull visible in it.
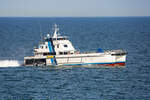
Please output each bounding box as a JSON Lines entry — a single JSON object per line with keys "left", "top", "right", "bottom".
{"left": 98, "top": 62, "right": 125, "bottom": 67}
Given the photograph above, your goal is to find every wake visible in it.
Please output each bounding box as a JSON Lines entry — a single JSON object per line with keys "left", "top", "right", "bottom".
{"left": 0, "top": 60, "right": 22, "bottom": 67}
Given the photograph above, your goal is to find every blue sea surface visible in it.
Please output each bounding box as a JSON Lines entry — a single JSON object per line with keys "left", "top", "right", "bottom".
{"left": 0, "top": 17, "right": 150, "bottom": 100}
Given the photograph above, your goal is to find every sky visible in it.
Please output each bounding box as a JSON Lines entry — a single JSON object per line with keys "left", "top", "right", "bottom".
{"left": 0, "top": 0, "right": 150, "bottom": 17}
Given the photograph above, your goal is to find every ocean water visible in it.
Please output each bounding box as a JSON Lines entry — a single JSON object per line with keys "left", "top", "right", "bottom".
{"left": 0, "top": 17, "right": 150, "bottom": 100}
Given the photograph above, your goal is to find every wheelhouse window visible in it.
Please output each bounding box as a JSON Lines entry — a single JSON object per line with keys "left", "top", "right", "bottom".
{"left": 64, "top": 45, "right": 68, "bottom": 47}
{"left": 43, "top": 52, "right": 56, "bottom": 55}
{"left": 53, "top": 38, "right": 57, "bottom": 40}
{"left": 57, "top": 37, "right": 68, "bottom": 40}
{"left": 59, "top": 52, "right": 68, "bottom": 55}
{"left": 57, "top": 45, "right": 59, "bottom": 48}
{"left": 59, "top": 52, "right": 63, "bottom": 55}
{"left": 64, "top": 52, "right": 67, "bottom": 55}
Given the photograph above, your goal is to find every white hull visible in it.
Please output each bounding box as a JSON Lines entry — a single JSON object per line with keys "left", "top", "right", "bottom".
{"left": 24, "top": 51, "right": 126, "bottom": 66}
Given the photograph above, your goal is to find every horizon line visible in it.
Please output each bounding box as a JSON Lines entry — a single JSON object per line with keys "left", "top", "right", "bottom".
{"left": 0, "top": 16, "right": 150, "bottom": 18}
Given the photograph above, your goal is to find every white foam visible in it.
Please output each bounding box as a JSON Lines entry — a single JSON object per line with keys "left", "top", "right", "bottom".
{"left": 0, "top": 60, "right": 21, "bottom": 67}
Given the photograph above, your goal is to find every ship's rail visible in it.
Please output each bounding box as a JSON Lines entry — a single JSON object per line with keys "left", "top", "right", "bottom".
{"left": 78, "top": 49, "right": 127, "bottom": 54}
{"left": 107, "top": 49, "right": 126, "bottom": 53}
{"left": 105, "top": 49, "right": 127, "bottom": 56}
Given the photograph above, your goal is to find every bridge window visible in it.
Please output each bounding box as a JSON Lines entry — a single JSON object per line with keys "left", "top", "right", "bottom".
{"left": 59, "top": 52, "right": 68, "bottom": 55}
{"left": 64, "top": 45, "right": 68, "bottom": 47}
{"left": 57, "top": 45, "right": 59, "bottom": 48}
{"left": 64, "top": 52, "right": 67, "bottom": 55}
{"left": 43, "top": 52, "right": 56, "bottom": 55}
{"left": 59, "top": 52, "right": 63, "bottom": 55}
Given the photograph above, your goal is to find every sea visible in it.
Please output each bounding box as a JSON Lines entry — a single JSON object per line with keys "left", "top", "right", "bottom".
{"left": 0, "top": 17, "right": 150, "bottom": 100}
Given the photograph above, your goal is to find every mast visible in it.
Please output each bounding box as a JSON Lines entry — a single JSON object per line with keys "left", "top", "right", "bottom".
{"left": 38, "top": 22, "right": 43, "bottom": 42}
{"left": 53, "top": 24, "right": 59, "bottom": 38}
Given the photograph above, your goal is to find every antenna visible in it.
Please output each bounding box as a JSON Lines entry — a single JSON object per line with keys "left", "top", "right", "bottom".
{"left": 38, "top": 22, "right": 43, "bottom": 42}
{"left": 48, "top": 24, "right": 52, "bottom": 37}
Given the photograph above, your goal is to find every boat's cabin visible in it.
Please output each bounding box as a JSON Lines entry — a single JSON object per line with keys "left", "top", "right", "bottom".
{"left": 34, "top": 24, "right": 76, "bottom": 56}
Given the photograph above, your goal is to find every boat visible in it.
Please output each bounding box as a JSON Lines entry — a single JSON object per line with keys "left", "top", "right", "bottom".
{"left": 24, "top": 24, "right": 127, "bottom": 67}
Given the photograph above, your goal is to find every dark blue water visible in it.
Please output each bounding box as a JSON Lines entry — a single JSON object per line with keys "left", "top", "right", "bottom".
{"left": 0, "top": 17, "right": 150, "bottom": 100}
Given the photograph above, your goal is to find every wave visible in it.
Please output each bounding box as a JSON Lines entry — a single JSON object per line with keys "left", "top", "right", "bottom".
{"left": 0, "top": 60, "right": 22, "bottom": 67}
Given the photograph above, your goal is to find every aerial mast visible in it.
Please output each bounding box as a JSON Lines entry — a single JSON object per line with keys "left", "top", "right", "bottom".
{"left": 39, "top": 22, "right": 43, "bottom": 42}
{"left": 53, "top": 24, "right": 59, "bottom": 38}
